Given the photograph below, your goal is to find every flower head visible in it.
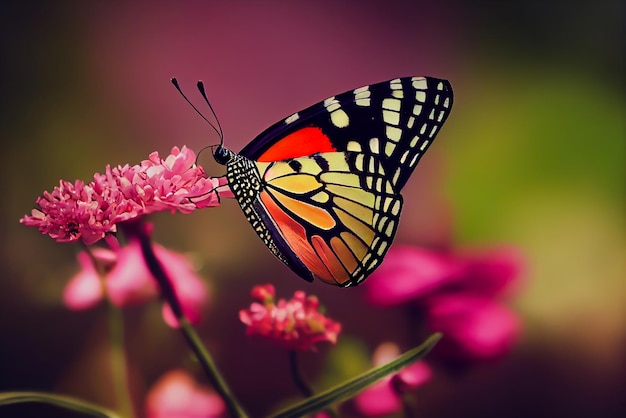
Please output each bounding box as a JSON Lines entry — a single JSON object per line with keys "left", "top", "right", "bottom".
{"left": 145, "top": 369, "right": 225, "bottom": 418}
{"left": 20, "top": 146, "right": 232, "bottom": 245}
{"left": 239, "top": 284, "right": 341, "bottom": 352}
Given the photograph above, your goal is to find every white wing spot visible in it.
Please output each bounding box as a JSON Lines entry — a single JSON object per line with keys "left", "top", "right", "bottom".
{"left": 385, "top": 141, "right": 396, "bottom": 156}
{"left": 420, "top": 139, "right": 430, "bottom": 151}
{"left": 347, "top": 141, "right": 362, "bottom": 152}
{"left": 386, "top": 125, "right": 402, "bottom": 142}
{"left": 369, "top": 137, "right": 380, "bottom": 154}
{"left": 415, "top": 91, "right": 426, "bottom": 103}
{"left": 356, "top": 98, "right": 371, "bottom": 107}
{"left": 355, "top": 153, "right": 364, "bottom": 170}
{"left": 400, "top": 150, "right": 410, "bottom": 163}
{"left": 391, "top": 90, "right": 404, "bottom": 99}
{"left": 324, "top": 97, "right": 340, "bottom": 112}
{"left": 383, "top": 110, "right": 400, "bottom": 126}
{"left": 410, "top": 135, "right": 420, "bottom": 147}
{"left": 407, "top": 116, "right": 415, "bottom": 128}
{"left": 331, "top": 109, "right": 349, "bottom": 128}
{"left": 390, "top": 78, "right": 402, "bottom": 89}
{"left": 409, "top": 154, "right": 419, "bottom": 167}
{"left": 413, "top": 104, "right": 423, "bottom": 116}
{"left": 391, "top": 200, "right": 401, "bottom": 215}
{"left": 437, "top": 111, "right": 444, "bottom": 122}
{"left": 392, "top": 168, "right": 401, "bottom": 184}
{"left": 429, "top": 109, "right": 436, "bottom": 120}
{"left": 285, "top": 112, "right": 300, "bottom": 124}
{"left": 420, "top": 124, "right": 428, "bottom": 135}
{"left": 382, "top": 98, "right": 402, "bottom": 111}
{"left": 430, "top": 125, "right": 440, "bottom": 136}
{"left": 412, "top": 77, "right": 427, "bottom": 90}
{"left": 443, "top": 97, "right": 450, "bottom": 108}
{"left": 437, "top": 82, "right": 444, "bottom": 90}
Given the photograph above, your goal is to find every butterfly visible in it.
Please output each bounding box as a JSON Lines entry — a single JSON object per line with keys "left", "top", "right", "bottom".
{"left": 211, "top": 76, "right": 453, "bottom": 287}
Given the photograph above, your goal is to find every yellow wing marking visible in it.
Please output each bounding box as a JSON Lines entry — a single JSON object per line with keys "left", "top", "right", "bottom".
{"left": 271, "top": 189, "right": 336, "bottom": 230}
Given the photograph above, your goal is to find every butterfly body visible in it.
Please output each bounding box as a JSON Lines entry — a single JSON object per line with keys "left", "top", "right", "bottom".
{"left": 214, "top": 76, "right": 453, "bottom": 286}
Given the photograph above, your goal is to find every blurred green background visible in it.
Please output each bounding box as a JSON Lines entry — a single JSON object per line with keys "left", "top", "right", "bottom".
{"left": 1, "top": 1, "right": 623, "bottom": 417}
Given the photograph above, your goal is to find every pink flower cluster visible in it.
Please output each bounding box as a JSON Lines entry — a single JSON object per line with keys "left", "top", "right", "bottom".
{"left": 365, "top": 246, "right": 523, "bottom": 364}
{"left": 20, "top": 146, "right": 232, "bottom": 245}
{"left": 64, "top": 229, "right": 208, "bottom": 327}
{"left": 239, "top": 284, "right": 341, "bottom": 352}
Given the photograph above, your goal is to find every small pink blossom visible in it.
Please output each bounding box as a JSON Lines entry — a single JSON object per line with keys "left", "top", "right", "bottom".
{"left": 239, "top": 284, "right": 341, "bottom": 352}
{"left": 20, "top": 146, "right": 232, "bottom": 245}
{"left": 63, "top": 233, "right": 209, "bottom": 328}
{"left": 354, "top": 342, "right": 432, "bottom": 417}
{"left": 145, "top": 369, "right": 225, "bottom": 418}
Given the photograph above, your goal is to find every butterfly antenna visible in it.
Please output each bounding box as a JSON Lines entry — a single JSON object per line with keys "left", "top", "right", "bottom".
{"left": 170, "top": 78, "right": 223, "bottom": 142}
{"left": 196, "top": 80, "right": 224, "bottom": 146}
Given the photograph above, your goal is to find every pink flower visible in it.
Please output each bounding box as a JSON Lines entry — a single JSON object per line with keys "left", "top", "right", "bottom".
{"left": 20, "top": 146, "right": 232, "bottom": 245}
{"left": 354, "top": 342, "right": 432, "bottom": 417}
{"left": 426, "top": 295, "right": 520, "bottom": 363}
{"left": 63, "top": 233, "right": 209, "bottom": 328}
{"left": 363, "top": 245, "right": 524, "bottom": 364}
{"left": 239, "top": 284, "right": 341, "bottom": 352}
{"left": 364, "top": 246, "right": 522, "bottom": 307}
{"left": 145, "top": 369, "right": 225, "bottom": 418}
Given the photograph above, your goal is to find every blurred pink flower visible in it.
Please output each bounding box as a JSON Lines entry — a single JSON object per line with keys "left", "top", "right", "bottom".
{"left": 239, "top": 284, "right": 341, "bottom": 352}
{"left": 363, "top": 245, "right": 524, "bottom": 364}
{"left": 145, "top": 369, "right": 225, "bottom": 418}
{"left": 426, "top": 295, "right": 520, "bottom": 363}
{"left": 354, "top": 342, "right": 432, "bottom": 417}
{"left": 63, "top": 232, "right": 209, "bottom": 327}
{"left": 20, "top": 146, "right": 232, "bottom": 245}
{"left": 364, "top": 246, "right": 523, "bottom": 307}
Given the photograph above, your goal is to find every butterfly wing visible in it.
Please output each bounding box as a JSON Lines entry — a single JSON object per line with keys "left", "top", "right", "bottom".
{"left": 254, "top": 151, "right": 402, "bottom": 286}
{"left": 229, "top": 76, "right": 453, "bottom": 285}
{"left": 240, "top": 76, "right": 453, "bottom": 192}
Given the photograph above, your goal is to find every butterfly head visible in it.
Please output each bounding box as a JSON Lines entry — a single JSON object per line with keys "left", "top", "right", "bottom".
{"left": 213, "top": 145, "right": 235, "bottom": 165}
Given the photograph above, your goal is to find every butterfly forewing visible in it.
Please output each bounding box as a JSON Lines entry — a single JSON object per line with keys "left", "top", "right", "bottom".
{"left": 240, "top": 76, "right": 453, "bottom": 192}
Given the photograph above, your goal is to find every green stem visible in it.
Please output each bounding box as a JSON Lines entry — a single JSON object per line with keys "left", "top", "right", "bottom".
{"left": 122, "top": 220, "right": 247, "bottom": 418}
{"left": 82, "top": 244, "right": 134, "bottom": 418}
{"left": 288, "top": 350, "right": 313, "bottom": 398}
{"left": 179, "top": 318, "right": 248, "bottom": 418}
{"left": 107, "top": 301, "right": 134, "bottom": 418}
{"left": 0, "top": 392, "right": 121, "bottom": 418}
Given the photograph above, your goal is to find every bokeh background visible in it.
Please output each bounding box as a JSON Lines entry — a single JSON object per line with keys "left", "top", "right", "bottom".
{"left": 1, "top": 1, "right": 623, "bottom": 417}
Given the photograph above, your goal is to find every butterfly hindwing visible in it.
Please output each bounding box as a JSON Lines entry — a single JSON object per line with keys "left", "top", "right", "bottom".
{"left": 240, "top": 76, "right": 453, "bottom": 192}
{"left": 253, "top": 151, "right": 402, "bottom": 286}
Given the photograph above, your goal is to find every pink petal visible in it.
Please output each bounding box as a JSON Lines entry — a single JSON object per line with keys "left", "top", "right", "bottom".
{"left": 145, "top": 369, "right": 225, "bottom": 418}
{"left": 427, "top": 295, "right": 521, "bottom": 362}
{"left": 364, "top": 246, "right": 464, "bottom": 307}
{"left": 154, "top": 244, "right": 209, "bottom": 327}
{"left": 106, "top": 238, "right": 157, "bottom": 306}
{"left": 456, "top": 246, "right": 525, "bottom": 297}
{"left": 63, "top": 251, "right": 104, "bottom": 310}
{"left": 354, "top": 378, "right": 401, "bottom": 417}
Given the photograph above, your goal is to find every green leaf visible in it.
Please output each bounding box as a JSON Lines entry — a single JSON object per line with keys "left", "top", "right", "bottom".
{"left": 0, "top": 392, "right": 122, "bottom": 418}
{"left": 269, "top": 333, "right": 442, "bottom": 418}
